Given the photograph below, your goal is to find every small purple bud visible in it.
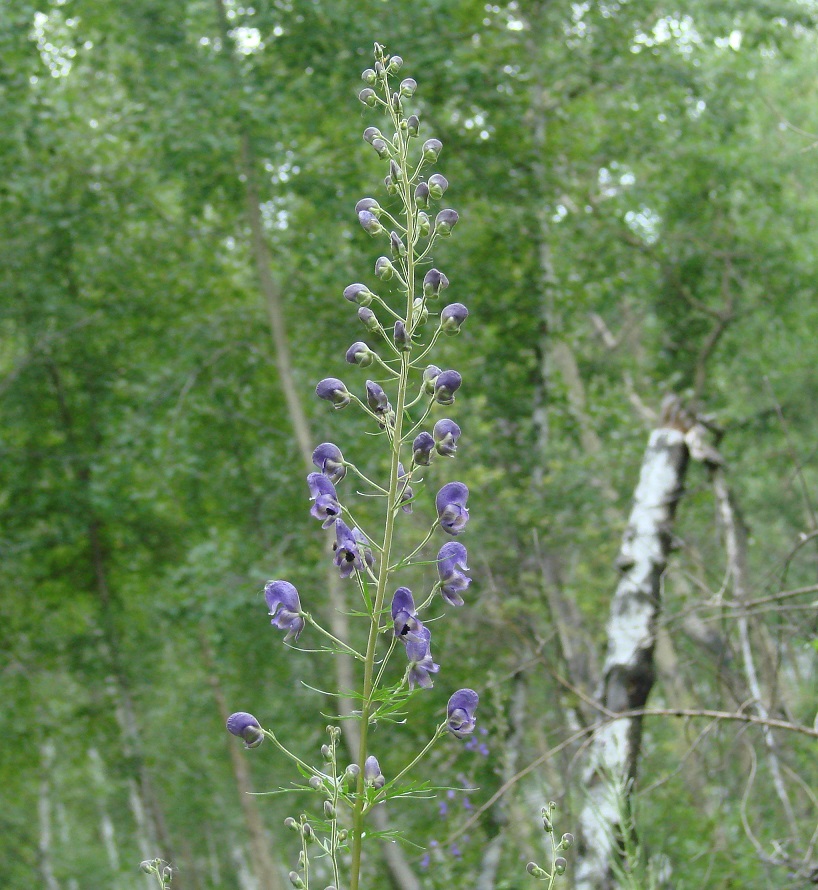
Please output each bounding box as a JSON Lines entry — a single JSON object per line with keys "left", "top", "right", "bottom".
{"left": 390, "top": 231, "right": 406, "bottom": 258}
{"left": 412, "top": 431, "right": 435, "bottom": 466}
{"left": 365, "top": 380, "right": 390, "bottom": 415}
{"left": 359, "top": 88, "right": 377, "bottom": 107}
{"left": 387, "top": 55, "right": 403, "bottom": 73}
{"left": 415, "top": 182, "right": 430, "bottom": 209}
{"left": 422, "top": 364, "right": 442, "bottom": 395}
{"left": 358, "top": 210, "right": 384, "bottom": 235}
{"left": 361, "top": 68, "right": 376, "bottom": 85}
{"left": 397, "top": 462, "right": 414, "bottom": 513}
{"left": 358, "top": 306, "right": 381, "bottom": 333}
{"left": 375, "top": 256, "right": 395, "bottom": 280}
{"left": 447, "top": 689, "right": 478, "bottom": 738}
{"left": 227, "top": 712, "right": 264, "bottom": 748}
{"left": 389, "top": 158, "right": 401, "bottom": 182}
{"left": 440, "top": 303, "right": 468, "bottom": 335}
{"left": 264, "top": 580, "right": 305, "bottom": 642}
{"left": 428, "top": 173, "right": 448, "bottom": 200}
{"left": 416, "top": 211, "right": 430, "bottom": 237}
{"left": 356, "top": 197, "right": 381, "bottom": 217}
{"left": 364, "top": 755, "right": 386, "bottom": 788}
{"left": 316, "top": 377, "right": 351, "bottom": 409}
{"left": 555, "top": 857, "right": 567, "bottom": 875}
{"left": 312, "top": 443, "right": 346, "bottom": 484}
{"left": 384, "top": 174, "right": 397, "bottom": 195}
{"left": 344, "top": 283, "right": 374, "bottom": 306}
{"left": 371, "top": 138, "right": 389, "bottom": 159}
{"left": 391, "top": 91, "right": 402, "bottom": 112}
{"left": 433, "top": 419, "right": 461, "bottom": 456}
{"left": 363, "top": 127, "right": 382, "bottom": 144}
{"left": 374, "top": 59, "right": 384, "bottom": 77}
{"left": 434, "top": 370, "right": 462, "bottom": 406}
{"left": 394, "top": 320, "right": 410, "bottom": 351}
{"left": 345, "top": 341, "right": 375, "bottom": 368}
{"left": 437, "top": 541, "right": 470, "bottom": 606}
{"left": 407, "top": 114, "right": 419, "bottom": 137}
{"left": 423, "top": 268, "right": 449, "bottom": 299}
{"left": 436, "top": 481, "right": 470, "bottom": 535}
{"left": 435, "top": 208, "right": 459, "bottom": 236}
{"left": 422, "top": 138, "right": 443, "bottom": 161}
{"left": 400, "top": 77, "right": 417, "bottom": 97}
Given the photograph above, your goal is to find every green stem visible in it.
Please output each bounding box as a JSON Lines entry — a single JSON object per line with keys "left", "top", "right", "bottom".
{"left": 302, "top": 613, "right": 366, "bottom": 660}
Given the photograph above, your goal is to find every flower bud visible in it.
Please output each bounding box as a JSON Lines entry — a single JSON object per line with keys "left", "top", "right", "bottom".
{"left": 388, "top": 55, "right": 403, "bottom": 72}
{"left": 355, "top": 197, "right": 382, "bottom": 217}
{"left": 414, "top": 182, "right": 430, "bottom": 209}
{"left": 361, "top": 68, "right": 376, "bottom": 85}
{"left": 422, "top": 138, "right": 442, "bottom": 161}
{"left": 383, "top": 174, "right": 397, "bottom": 195}
{"left": 440, "top": 302, "right": 468, "bottom": 334}
{"left": 375, "top": 256, "right": 395, "bottom": 280}
{"left": 371, "top": 138, "right": 389, "bottom": 159}
{"left": 423, "top": 268, "right": 449, "bottom": 298}
{"left": 389, "top": 231, "right": 405, "bottom": 259}
{"left": 391, "top": 91, "right": 402, "bottom": 112}
{"left": 289, "top": 871, "right": 305, "bottom": 888}
{"left": 346, "top": 341, "right": 375, "bottom": 368}
{"left": 416, "top": 211, "right": 430, "bottom": 237}
{"left": 366, "top": 380, "right": 390, "bottom": 415}
{"left": 412, "top": 432, "right": 435, "bottom": 466}
{"left": 422, "top": 364, "right": 442, "bottom": 394}
{"left": 226, "top": 712, "right": 265, "bottom": 749}
{"left": 394, "top": 321, "right": 410, "bottom": 351}
{"left": 162, "top": 866, "right": 173, "bottom": 883}
{"left": 302, "top": 823, "right": 315, "bottom": 842}
{"left": 526, "top": 862, "right": 547, "bottom": 878}
{"left": 324, "top": 800, "right": 336, "bottom": 819}
{"left": 344, "top": 283, "right": 374, "bottom": 306}
{"left": 434, "top": 419, "right": 461, "bottom": 456}
{"left": 400, "top": 77, "right": 417, "bottom": 97}
{"left": 412, "top": 297, "right": 428, "bottom": 326}
{"left": 358, "top": 88, "right": 377, "bottom": 107}
{"left": 284, "top": 817, "right": 299, "bottom": 832}
{"left": 343, "top": 763, "right": 361, "bottom": 784}
{"left": 358, "top": 210, "right": 384, "bottom": 236}
{"left": 555, "top": 857, "right": 567, "bottom": 875}
{"left": 389, "top": 158, "right": 401, "bottom": 182}
{"left": 358, "top": 306, "right": 381, "bottom": 333}
{"left": 308, "top": 775, "right": 323, "bottom": 790}
{"left": 434, "top": 370, "right": 461, "bottom": 405}
{"left": 542, "top": 810, "right": 553, "bottom": 832}
{"left": 435, "top": 208, "right": 459, "bottom": 236}
{"left": 561, "top": 833, "right": 574, "bottom": 849}
{"left": 374, "top": 59, "right": 384, "bottom": 77}
{"left": 338, "top": 829, "right": 348, "bottom": 842}
{"left": 407, "top": 114, "right": 419, "bottom": 137}
{"left": 321, "top": 744, "right": 332, "bottom": 759}
{"left": 315, "top": 378, "right": 351, "bottom": 409}
{"left": 365, "top": 754, "right": 386, "bottom": 789}
{"left": 140, "top": 861, "right": 155, "bottom": 874}
{"left": 363, "top": 126, "right": 382, "bottom": 144}
{"left": 428, "top": 173, "right": 448, "bottom": 199}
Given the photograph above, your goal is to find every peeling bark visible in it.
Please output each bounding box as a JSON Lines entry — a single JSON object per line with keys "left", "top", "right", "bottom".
{"left": 575, "top": 413, "right": 689, "bottom": 890}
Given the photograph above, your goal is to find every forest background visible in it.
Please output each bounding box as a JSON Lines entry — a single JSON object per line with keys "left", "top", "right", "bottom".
{"left": 1, "top": 1, "right": 817, "bottom": 888}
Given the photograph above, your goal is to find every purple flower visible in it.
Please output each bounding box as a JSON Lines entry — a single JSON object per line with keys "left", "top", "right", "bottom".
{"left": 355, "top": 197, "right": 381, "bottom": 217}
{"left": 412, "top": 431, "right": 435, "bottom": 466}
{"left": 358, "top": 306, "right": 380, "bottom": 333}
{"left": 344, "top": 283, "right": 374, "bottom": 306}
{"left": 436, "top": 482, "right": 470, "bottom": 535}
{"left": 422, "top": 364, "right": 442, "bottom": 395}
{"left": 440, "top": 303, "right": 468, "bottom": 335}
{"left": 346, "top": 341, "right": 374, "bottom": 367}
{"left": 365, "top": 380, "right": 393, "bottom": 426}
{"left": 405, "top": 626, "right": 440, "bottom": 690}
{"left": 364, "top": 755, "right": 385, "bottom": 789}
{"left": 422, "top": 138, "right": 442, "bottom": 161}
{"left": 316, "top": 377, "right": 351, "bottom": 409}
{"left": 428, "top": 173, "right": 448, "bottom": 199}
{"left": 264, "top": 581, "right": 305, "bottom": 642}
{"left": 362, "top": 126, "right": 381, "bottom": 144}
{"left": 435, "top": 209, "right": 459, "bottom": 236}
{"left": 307, "top": 472, "right": 341, "bottom": 528}
{"left": 447, "top": 689, "right": 479, "bottom": 738}
{"left": 226, "top": 712, "right": 264, "bottom": 749}
{"left": 333, "top": 519, "right": 373, "bottom": 578}
{"left": 312, "top": 443, "right": 346, "bottom": 485}
{"left": 391, "top": 586, "right": 424, "bottom": 642}
{"left": 390, "top": 231, "right": 406, "bottom": 258}
{"left": 423, "top": 268, "right": 449, "bottom": 299}
{"left": 397, "top": 462, "right": 414, "bottom": 513}
{"left": 407, "top": 114, "right": 419, "bottom": 137}
{"left": 437, "top": 541, "right": 470, "bottom": 606}
{"left": 394, "top": 320, "right": 410, "bottom": 351}
{"left": 434, "top": 370, "right": 461, "bottom": 406}
{"left": 358, "top": 210, "right": 384, "bottom": 236}
{"left": 433, "top": 419, "right": 461, "bottom": 457}
{"left": 415, "top": 181, "right": 430, "bottom": 208}
{"left": 375, "top": 256, "right": 395, "bottom": 280}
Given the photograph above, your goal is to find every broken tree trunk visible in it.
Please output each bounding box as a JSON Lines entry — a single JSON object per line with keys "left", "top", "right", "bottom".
{"left": 575, "top": 398, "right": 690, "bottom": 890}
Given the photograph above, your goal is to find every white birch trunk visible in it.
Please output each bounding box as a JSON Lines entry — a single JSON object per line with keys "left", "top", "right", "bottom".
{"left": 575, "top": 419, "right": 689, "bottom": 890}
{"left": 39, "top": 742, "right": 61, "bottom": 890}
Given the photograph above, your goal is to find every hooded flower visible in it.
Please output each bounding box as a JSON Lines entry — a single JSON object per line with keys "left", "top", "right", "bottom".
{"left": 440, "top": 303, "right": 468, "bottom": 335}
{"left": 391, "top": 586, "right": 424, "bottom": 642}
{"left": 434, "top": 370, "right": 461, "bottom": 406}
{"left": 437, "top": 541, "right": 470, "bottom": 606}
{"left": 412, "top": 431, "right": 435, "bottom": 466}
{"left": 312, "top": 443, "right": 346, "bottom": 485}
{"left": 436, "top": 482, "right": 470, "bottom": 536}
{"left": 264, "top": 580, "right": 305, "bottom": 642}
{"left": 435, "top": 209, "right": 459, "bottom": 236}
{"left": 433, "top": 419, "right": 461, "bottom": 457}
{"left": 365, "top": 380, "right": 390, "bottom": 415}
{"left": 344, "top": 283, "right": 374, "bottom": 306}
{"left": 397, "top": 462, "right": 414, "bottom": 513}
{"left": 447, "top": 689, "right": 479, "bottom": 739}
{"left": 422, "top": 268, "right": 449, "bottom": 299}
{"left": 333, "top": 519, "right": 373, "bottom": 578}
{"left": 307, "top": 472, "right": 341, "bottom": 528}
{"left": 316, "top": 377, "right": 351, "bottom": 409}
{"left": 405, "top": 626, "right": 440, "bottom": 690}
{"left": 226, "top": 712, "right": 264, "bottom": 748}
{"left": 346, "top": 341, "right": 375, "bottom": 367}
{"left": 364, "top": 755, "right": 385, "bottom": 789}
{"left": 422, "top": 364, "right": 442, "bottom": 395}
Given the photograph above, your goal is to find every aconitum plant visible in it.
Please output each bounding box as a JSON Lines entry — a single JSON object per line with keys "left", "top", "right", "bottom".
{"left": 226, "top": 44, "right": 479, "bottom": 890}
